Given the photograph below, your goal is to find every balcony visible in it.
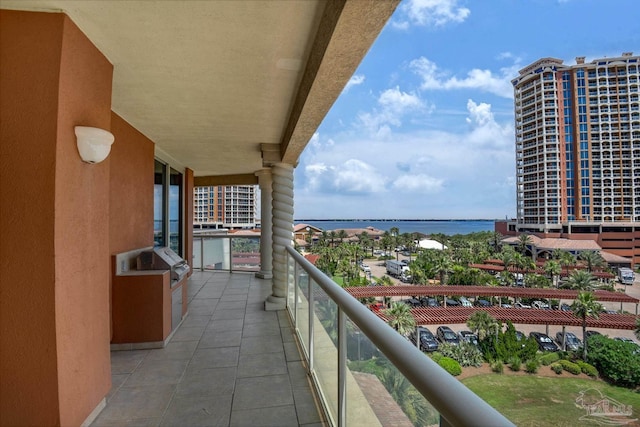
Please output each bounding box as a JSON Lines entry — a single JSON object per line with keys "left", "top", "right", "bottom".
{"left": 91, "top": 241, "right": 512, "bottom": 427}
{"left": 92, "top": 271, "right": 324, "bottom": 426}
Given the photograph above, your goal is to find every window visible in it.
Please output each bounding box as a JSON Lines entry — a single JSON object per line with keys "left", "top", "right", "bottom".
{"left": 154, "top": 159, "right": 184, "bottom": 255}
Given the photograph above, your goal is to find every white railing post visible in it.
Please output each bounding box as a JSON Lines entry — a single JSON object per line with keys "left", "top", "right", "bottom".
{"left": 229, "top": 236, "right": 233, "bottom": 273}
{"left": 200, "top": 236, "right": 204, "bottom": 272}
{"left": 308, "top": 271, "right": 314, "bottom": 373}
{"left": 337, "top": 308, "right": 346, "bottom": 427}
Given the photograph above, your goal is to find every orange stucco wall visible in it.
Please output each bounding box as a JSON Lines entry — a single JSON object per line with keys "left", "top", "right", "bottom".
{"left": 1, "top": 10, "right": 113, "bottom": 426}
{"left": 108, "top": 113, "right": 155, "bottom": 339}
{"left": 109, "top": 113, "right": 155, "bottom": 254}
{"left": 1, "top": 10, "right": 62, "bottom": 426}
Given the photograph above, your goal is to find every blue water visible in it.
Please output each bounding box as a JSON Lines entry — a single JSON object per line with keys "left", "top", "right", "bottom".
{"left": 294, "top": 219, "right": 496, "bottom": 236}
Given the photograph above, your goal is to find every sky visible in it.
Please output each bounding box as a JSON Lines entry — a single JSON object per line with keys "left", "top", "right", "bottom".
{"left": 292, "top": 0, "right": 640, "bottom": 220}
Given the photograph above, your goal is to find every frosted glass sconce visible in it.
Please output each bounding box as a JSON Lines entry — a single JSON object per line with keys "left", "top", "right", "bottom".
{"left": 75, "top": 126, "right": 115, "bottom": 164}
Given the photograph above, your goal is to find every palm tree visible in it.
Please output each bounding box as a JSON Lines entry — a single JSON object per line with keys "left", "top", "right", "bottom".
{"left": 377, "top": 275, "right": 393, "bottom": 286}
{"left": 558, "top": 251, "right": 577, "bottom": 277}
{"left": 566, "top": 269, "right": 598, "bottom": 291}
{"left": 358, "top": 232, "right": 372, "bottom": 257}
{"left": 384, "top": 302, "right": 416, "bottom": 336}
{"left": 433, "top": 255, "right": 451, "bottom": 286}
{"left": 489, "top": 231, "right": 503, "bottom": 255}
{"left": 578, "top": 250, "right": 605, "bottom": 273}
{"left": 328, "top": 230, "right": 337, "bottom": 248}
{"left": 571, "top": 291, "right": 603, "bottom": 361}
{"left": 337, "top": 229, "right": 348, "bottom": 245}
{"left": 516, "top": 233, "right": 532, "bottom": 256}
{"left": 544, "top": 260, "right": 561, "bottom": 287}
{"left": 466, "top": 311, "right": 498, "bottom": 341}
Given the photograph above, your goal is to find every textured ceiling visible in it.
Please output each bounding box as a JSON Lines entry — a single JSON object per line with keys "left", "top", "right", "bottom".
{"left": 1, "top": 0, "right": 399, "bottom": 180}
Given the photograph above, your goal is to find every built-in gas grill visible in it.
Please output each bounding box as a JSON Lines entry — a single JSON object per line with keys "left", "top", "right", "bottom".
{"left": 137, "top": 246, "right": 190, "bottom": 282}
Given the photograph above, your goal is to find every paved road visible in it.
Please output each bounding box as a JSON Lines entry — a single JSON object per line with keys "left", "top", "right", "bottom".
{"left": 363, "top": 256, "right": 639, "bottom": 345}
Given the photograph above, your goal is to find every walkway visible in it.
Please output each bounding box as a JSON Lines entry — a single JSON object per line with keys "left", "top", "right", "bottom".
{"left": 91, "top": 271, "right": 325, "bottom": 427}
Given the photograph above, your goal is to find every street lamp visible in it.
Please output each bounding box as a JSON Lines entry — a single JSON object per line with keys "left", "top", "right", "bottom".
{"left": 305, "top": 226, "right": 311, "bottom": 251}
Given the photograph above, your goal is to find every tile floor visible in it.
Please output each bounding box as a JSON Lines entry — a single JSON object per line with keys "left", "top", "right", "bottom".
{"left": 91, "top": 271, "right": 325, "bottom": 427}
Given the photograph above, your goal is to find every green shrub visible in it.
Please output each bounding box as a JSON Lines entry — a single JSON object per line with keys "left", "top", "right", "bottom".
{"left": 438, "top": 342, "right": 484, "bottom": 367}
{"left": 509, "top": 357, "right": 521, "bottom": 372}
{"left": 430, "top": 352, "right": 443, "bottom": 363}
{"left": 525, "top": 359, "right": 539, "bottom": 374}
{"left": 576, "top": 361, "right": 598, "bottom": 377}
{"left": 438, "top": 356, "right": 462, "bottom": 376}
{"left": 559, "top": 359, "right": 581, "bottom": 375}
{"left": 550, "top": 362, "right": 564, "bottom": 374}
{"left": 491, "top": 360, "right": 504, "bottom": 374}
{"left": 540, "top": 352, "right": 560, "bottom": 366}
{"left": 588, "top": 335, "right": 640, "bottom": 388}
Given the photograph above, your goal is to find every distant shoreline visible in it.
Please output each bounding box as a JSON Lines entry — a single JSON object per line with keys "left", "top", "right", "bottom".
{"left": 294, "top": 219, "right": 500, "bottom": 222}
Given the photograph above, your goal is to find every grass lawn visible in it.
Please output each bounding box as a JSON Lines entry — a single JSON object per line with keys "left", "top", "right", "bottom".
{"left": 462, "top": 375, "right": 640, "bottom": 426}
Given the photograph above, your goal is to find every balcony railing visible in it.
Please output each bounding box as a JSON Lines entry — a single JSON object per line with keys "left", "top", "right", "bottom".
{"left": 284, "top": 246, "right": 514, "bottom": 427}
{"left": 192, "top": 235, "right": 514, "bottom": 425}
{"left": 193, "top": 233, "right": 261, "bottom": 272}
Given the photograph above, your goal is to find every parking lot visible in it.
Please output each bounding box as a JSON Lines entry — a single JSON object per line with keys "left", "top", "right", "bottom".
{"left": 365, "top": 256, "right": 640, "bottom": 345}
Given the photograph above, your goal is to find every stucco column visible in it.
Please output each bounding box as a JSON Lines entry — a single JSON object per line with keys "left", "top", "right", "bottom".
{"left": 255, "top": 168, "right": 273, "bottom": 280}
{"left": 265, "top": 163, "right": 294, "bottom": 310}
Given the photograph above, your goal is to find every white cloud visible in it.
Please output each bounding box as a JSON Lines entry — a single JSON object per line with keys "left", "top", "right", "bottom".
{"left": 394, "top": 0, "right": 471, "bottom": 28}
{"left": 357, "top": 86, "right": 426, "bottom": 136}
{"left": 465, "top": 99, "right": 514, "bottom": 148}
{"left": 295, "top": 96, "right": 516, "bottom": 218}
{"left": 343, "top": 74, "right": 365, "bottom": 93}
{"left": 410, "top": 57, "right": 519, "bottom": 98}
{"left": 392, "top": 174, "right": 444, "bottom": 193}
{"left": 304, "top": 159, "right": 386, "bottom": 194}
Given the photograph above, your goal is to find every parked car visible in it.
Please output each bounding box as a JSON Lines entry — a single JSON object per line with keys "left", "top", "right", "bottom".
{"left": 458, "top": 330, "right": 479, "bottom": 346}
{"left": 529, "top": 332, "right": 559, "bottom": 352}
{"left": 459, "top": 297, "right": 473, "bottom": 307}
{"left": 532, "top": 300, "right": 550, "bottom": 309}
{"left": 444, "top": 298, "right": 460, "bottom": 307}
{"left": 475, "top": 299, "right": 492, "bottom": 307}
{"left": 501, "top": 303, "right": 513, "bottom": 308}
{"left": 410, "top": 327, "right": 439, "bottom": 352}
{"left": 514, "top": 302, "right": 531, "bottom": 309}
{"left": 421, "top": 297, "right": 439, "bottom": 307}
{"left": 555, "top": 331, "right": 582, "bottom": 351}
{"left": 436, "top": 326, "right": 460, "bottom": 346}
{"left": 560, "top": 303, "right": 572, "bottom": 312}
{"left": 404, "top": 298, "right": 421, "bottom": 307}
{"left": 359, "top": 263, "right": 371, "bottom": 273}
{"left": 614, "top": 337, "right": 636, "bottom": 344}
{"left": 515, "top": 330, "right": 526, "bottom": 347}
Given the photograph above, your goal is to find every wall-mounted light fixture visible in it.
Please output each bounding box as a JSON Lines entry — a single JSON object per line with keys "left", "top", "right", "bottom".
{"left": 74, "top": 126, "right": 115, "bottom": 164}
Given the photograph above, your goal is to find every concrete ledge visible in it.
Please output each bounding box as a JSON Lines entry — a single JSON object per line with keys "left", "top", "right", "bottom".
{"left": 81, "top": 397, "right": 105, "bottom": 427}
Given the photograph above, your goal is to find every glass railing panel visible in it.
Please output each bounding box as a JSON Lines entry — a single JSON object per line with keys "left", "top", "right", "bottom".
{"left": 192, "top": 237, "right": 203, "bottom": 269}
{"left": 295, "top": 270, "right": 310, "bottom": 357}
{"left": 287, "top": 255, "right": 296, "bottom": 316}
{"left": 201, "top": 236, "right": 231, "bottom": 270}
{"left": 230, "top": 236, "right": 260, "bottom": 272}
{"left": 312, "top": 283, "right": 339, "bottom": 425}
{"left": 346, "top": 319, "right": 440, "bottom": 427}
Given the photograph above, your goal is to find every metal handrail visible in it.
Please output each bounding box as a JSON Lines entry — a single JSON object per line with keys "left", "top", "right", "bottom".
{"left": 286, "top": 246, "right": 515, "bottom": 427}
